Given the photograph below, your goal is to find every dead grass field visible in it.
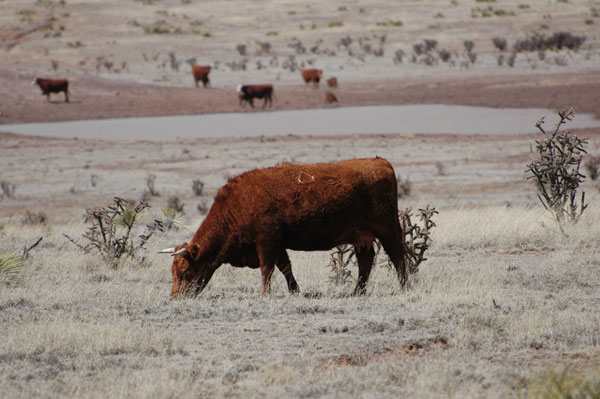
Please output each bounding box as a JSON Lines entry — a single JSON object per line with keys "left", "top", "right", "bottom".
{"left": 2, "top": 129, "right": 600, "bottom": 398}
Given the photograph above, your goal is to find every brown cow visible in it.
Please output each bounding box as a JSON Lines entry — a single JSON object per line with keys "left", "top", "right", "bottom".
{"left": 325, "top": 91, "right": 338, "bottom": 104}
{"left": 301, "top": 68, "right": 323, "bottom": 88}
{"left": 32, "top": 77, "right": 69, "bottom": 102}
{"left": 327, "top": 77, "right": 338, "bottom": 88}
{"left": 192, "top": 64, "right": 211, "bottom": 88}
{"left": 159, "top": 158, "right": 407, "bottom": 297}
{"left": 237, "top": 84, "right": 273, "bottom": 108}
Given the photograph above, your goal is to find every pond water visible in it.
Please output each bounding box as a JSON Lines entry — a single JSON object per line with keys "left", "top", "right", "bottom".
{"left": 2, "top": 105, "right": 600, "bottom": 141}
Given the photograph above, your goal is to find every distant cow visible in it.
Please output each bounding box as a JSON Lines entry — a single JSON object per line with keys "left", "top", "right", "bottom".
{"left": 159, "top": 158, "right": 408, "bottom": 297}
{"left": 237, "top": 84, "right": 273, "bottom": 108}
{"left": 192, "top": 64, "right": 211, "bottom": 88}
{"left": 327, "top": 77, "right": 338, "bottom": 88}
{"left": 301, "top": 68, "right": 323, "bottom": 88}
{"left": 32, "top": 77, "right": 69, "bottom": 102}
{"left": 325, "top": 92, "right": 338, "bottom": 104}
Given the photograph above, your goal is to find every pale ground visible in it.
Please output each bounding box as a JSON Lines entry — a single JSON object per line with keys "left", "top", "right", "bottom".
{"left": 2, "top": 0, "right": 600, "bottom": 398}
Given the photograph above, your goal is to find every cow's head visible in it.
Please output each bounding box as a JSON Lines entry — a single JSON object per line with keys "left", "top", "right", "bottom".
{"left": 31, "top": 77, "right": 41, "bottom": 85}
{"left": 236, "top": 84, "right": 243, "bottom": 93}
{"left": 159, "top": 242, "right": 217, "bottom": 298}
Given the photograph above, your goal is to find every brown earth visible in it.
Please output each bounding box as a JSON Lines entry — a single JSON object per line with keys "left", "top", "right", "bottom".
{"left": 1, "top": 68, "right": 600, "bottom": 125}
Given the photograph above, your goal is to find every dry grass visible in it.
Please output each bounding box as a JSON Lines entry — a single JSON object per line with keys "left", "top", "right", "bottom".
{"left": 2, "top": 131, "right": 600, "bottom": 398}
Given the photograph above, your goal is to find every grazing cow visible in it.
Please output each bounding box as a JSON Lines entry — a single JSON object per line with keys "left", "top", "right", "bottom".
{"left": 325, "top": 91, "right": 338, "bottom": 104}
{"left": 237, "top": 84, "right": 273, "bottom": 108}
{"left": 301, "top": 68, "right": 323, "bottom": 88}
{"left": 327, "top": 77, "right": 338, "bottom": 88}
{"left": 159, "top": 158, "right": 407, "bottom": 298}
{"left": 192, "top": 64, "right": 211, "bottom": 88}
{"left": 32, "top": 77, "right": 69, "bottom": 102}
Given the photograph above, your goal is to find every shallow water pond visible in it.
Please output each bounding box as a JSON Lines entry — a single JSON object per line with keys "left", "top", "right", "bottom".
{"left": 2, "top": 105, "right": 599, "bottom": 140}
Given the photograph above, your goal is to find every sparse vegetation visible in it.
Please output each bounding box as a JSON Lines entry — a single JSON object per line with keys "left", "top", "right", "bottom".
{"left": 521, "top": 366, "right": 600, "bottom": 399}
{"left": 376, "top": 20, "right": 403, "bottom": 27}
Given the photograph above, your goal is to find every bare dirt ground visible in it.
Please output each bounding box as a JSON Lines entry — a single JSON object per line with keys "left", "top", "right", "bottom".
{"left": 2, "top": 1, "right": 600, "bottom": 398}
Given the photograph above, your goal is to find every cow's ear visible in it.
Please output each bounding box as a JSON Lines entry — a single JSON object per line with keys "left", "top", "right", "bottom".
{"left": 186, "top": 243, "right": 201, "bottom": 260}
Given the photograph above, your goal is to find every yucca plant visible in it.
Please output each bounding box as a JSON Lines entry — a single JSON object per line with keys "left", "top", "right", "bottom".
{"left": 0, "top": 251, "right": 24, "bottom": 281}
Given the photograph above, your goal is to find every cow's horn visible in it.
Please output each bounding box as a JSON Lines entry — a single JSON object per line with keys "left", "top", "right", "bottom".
{"left": 172, "top": 248, "right": 188, "bottom": 257}
{"left": 158, "top": 247, "right": 176, "bottom": 254}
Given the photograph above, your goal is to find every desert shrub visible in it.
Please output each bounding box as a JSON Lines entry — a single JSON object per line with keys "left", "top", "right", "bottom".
{"left": 161, "top": 207, "right": 182, "bottom": 231}
{"left": 376, "top": 20, "right": 403, "bottom": 27}
{"left": 513, "top": 31, "right": 586, "bottom": 53}
{"left": 438, "top": 49, "right": 451, "bottom": 62}
{"left": 397, "top": 175, "right": 412, "bottom": 198}
{"left": 585, "top": 155, "right": 600, "bottom": 180}
{"left": 65, "top": 197, "right": 162, "bottom": 265}
{"left": 167, "top": 196, "right": 185, "bottom": 214}
{"left": 146, "top": 173, "right": 160, "bottom": 197}
{"left": 492, "top": 36, "right": 507, "bottom": 51}
{"left": 464, "top": 40, "right": 475, "bottom": 53}
{"left": 192, "top": 179, "right": 205, "bottom": 196}
{"left": 1, "top": 181, "right": 16, "bottom": 199}
{"left": 399, "top": 206, "right": 438, "bottom": 274}
{"left": 526, "top": 108, "right": 588, "bottom": 228}
{"left": 23, "top": 210, "right": 47, "bottom": 225}
{"left": 327, "top": 245, "right": 354, "bottom": 285}
{"left": 424, "top": 39, "right": 438, "bottom": 51}
{"left": 197, "top": 200, "right": 208, "bottom": 214}
{"left": 393, "top": 49, "right": 405, "bottom": 64}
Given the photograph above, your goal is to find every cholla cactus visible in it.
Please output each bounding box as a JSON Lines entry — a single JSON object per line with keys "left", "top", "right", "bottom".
{"left": 527, "top": 108, "right": 588, "bottom": 227}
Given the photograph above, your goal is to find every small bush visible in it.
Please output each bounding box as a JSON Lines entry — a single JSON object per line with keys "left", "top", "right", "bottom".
{"left": 23, "top": 211, "right": 47, "bottom": 225}
{"left": 146, "top": 174, "right": 160, "bottom": 197}
{"left": 585, "top": 155, "right": 600, "bottom": 181}
{"left": 192, "top": 179, "right": 205, "bottom": 196}
{"left": 161, "top": 207, "right": 182, "bottom": 231}
{"left": 167, "top": 196, "right": 185, "bottom": 215}
{"left": 0, "top": 181, "right": 16, "bottom": 199}
{"left": 197, "top": 200, "right": 208, "bottom": 215}
{"left": 65, "top": 197, "right": 162, "bottom": 265}
{"left": 327, "top": 245, "right": 354, "bottom": 285}
{"left": 399, "top": 206, "right": 438, "bottom": 274}
{"left": 492, "top": 36, "right": 507, "bottom": 51}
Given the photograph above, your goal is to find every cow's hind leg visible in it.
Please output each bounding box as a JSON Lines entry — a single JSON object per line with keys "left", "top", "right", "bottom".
{"left": 257, "top": 243, "right": 278, "bottom": 296}
{"left": 353, "top": 243, "right": 375, "bottom": 295}
{"left": 64, "top": 90, "right": 69, "bottom": 103}
{"left": 379, "top": 222, "right": 408, "bottom": 288}
{"left": 277, "top": 249, "right": 299, "bottom": 294}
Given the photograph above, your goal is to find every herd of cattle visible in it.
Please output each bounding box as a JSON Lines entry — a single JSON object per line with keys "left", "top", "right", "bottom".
{"left": 32, "top": 65, "right": 338, "bottom": 108}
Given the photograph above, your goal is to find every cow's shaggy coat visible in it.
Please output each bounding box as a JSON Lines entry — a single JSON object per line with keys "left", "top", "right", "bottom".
{"left": 165, "top": 158, "right": 407, "bottom": 297}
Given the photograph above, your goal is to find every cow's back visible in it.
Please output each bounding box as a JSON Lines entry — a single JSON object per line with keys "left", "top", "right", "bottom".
{"left": 212, "top": 158, "right": 398, "bottom": 249}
